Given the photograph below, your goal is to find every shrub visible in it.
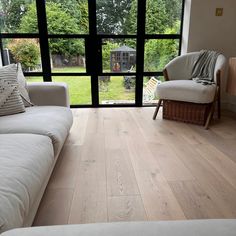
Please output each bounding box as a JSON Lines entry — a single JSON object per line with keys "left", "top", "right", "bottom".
{"left": 123, "top": 76, "right": 135, "bottom": 90}
{"left": 7, "top": 39, "right": 40, "bottom": 71}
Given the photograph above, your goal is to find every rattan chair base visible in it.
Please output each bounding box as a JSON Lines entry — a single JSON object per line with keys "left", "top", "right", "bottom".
{"left": 163, "top": 100, "right": 211, "bottom": 126}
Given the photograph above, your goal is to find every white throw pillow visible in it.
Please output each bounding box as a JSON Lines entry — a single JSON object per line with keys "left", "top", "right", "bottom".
{"left": 17, "top": 63, "right": 33, "bottom": 107}
{"left": 0, "top": 64, "right": 25, "bottom": 116}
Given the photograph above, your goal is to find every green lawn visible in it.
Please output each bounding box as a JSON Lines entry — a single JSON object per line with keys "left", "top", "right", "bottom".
{"left": 52, "top": 67, "right": 86, "bottom": 73}
{"left": 27, "top": 67, "right": 135, "bottom": 105}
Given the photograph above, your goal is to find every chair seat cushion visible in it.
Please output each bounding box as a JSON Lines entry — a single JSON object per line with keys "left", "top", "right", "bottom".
{"left": 2, "top": 220, "right": 236, "bottom": 236}
{"left": 0, "top": 134, "right": 54, "bottom": 233}
{"left": 155, "top": 80, "right": 216, "bottom": 104}
{"left": 0, "top": 106, "right": 73, "bottom": 156}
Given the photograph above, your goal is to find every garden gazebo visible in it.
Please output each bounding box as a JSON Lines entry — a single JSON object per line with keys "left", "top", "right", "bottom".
{"left": 110, "top": 45, "right": 136, "bottom": 72}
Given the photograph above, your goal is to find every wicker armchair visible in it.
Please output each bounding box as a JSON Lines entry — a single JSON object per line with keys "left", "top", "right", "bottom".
{"left": 153, "top": 52, "right": 226, "bottom": 129}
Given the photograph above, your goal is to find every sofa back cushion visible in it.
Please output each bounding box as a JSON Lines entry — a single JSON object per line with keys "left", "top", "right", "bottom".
{"left": 17, "top": 64, "right": 33, "bottom": 107}
{"left": 0, "top": 64, "right": 25, "bottom": 116}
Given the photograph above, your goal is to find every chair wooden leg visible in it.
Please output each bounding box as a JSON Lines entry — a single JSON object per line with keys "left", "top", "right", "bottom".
{"left": 204, "top": 102, "right": 215, "bottom": 129}
{"left": 153, "top": 99, "right": 162, "bottom": 120}
{"left": 218, "top": 92, "right": 221, "bottom": 119}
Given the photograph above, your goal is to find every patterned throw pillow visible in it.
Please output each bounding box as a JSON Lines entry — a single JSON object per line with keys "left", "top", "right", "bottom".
{"left": 17, "top": 63, "right": 33, "bottom": 107}
{"left": 0, "top": 64, "right": 25, "bottom": 116}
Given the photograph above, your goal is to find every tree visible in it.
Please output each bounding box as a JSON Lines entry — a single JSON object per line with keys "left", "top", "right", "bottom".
{"left": 164, "top": 0, "right": 182, "bottom": 31}
{"left": 123, "top": 0, "right": 137, "bottom": 35}
{"left": 144, "top": 22, "right": 180, "bottom": 71}
{"left": 19, "top": 2, "right": 84, "bottom": 56}
{"left": 126, "top": 0, "right": 182, "bottom": 34}
{"left": 47, "top": 0, "right": 89, "bottom": 33}
{"left": 96, "top": 0, "right": 133, "bottom": 34}
{"left": 146, "top": 0, "right": 168, "bottom": 34}
{"left": 0, "top": 0, "right": 34, "bottom": 33}
{"left": 8, "top": 39, "right": 40, "bottom": 70}
{"left": 126, "top": 0, "right": 168, "bottom": 34}
{"left": 78, "top": 0, "right": 89, "bottom": 34}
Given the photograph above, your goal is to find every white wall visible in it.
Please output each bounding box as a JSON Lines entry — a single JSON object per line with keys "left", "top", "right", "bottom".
{"left": 182, "top": 0, "right": 236, "bottom": 111}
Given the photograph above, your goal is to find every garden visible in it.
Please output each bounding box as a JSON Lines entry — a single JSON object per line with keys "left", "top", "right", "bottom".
{"left": 0, "top": 0, "right": 182, "bottom": 104}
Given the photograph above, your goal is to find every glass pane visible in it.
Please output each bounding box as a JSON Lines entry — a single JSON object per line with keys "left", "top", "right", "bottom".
{"left": 2, "top": 38, "right": 42, "bottom": 72}
{"left": 46, "top": 0, "right": 89, "bottom": 34}
{"left": 52, "top": 76, "right": 91, "bottom": 105}
{"left": 99, "top": 76, "right": 135, "bottom": 105}
{"left": 144, "top": 39, "right": 179, "bottom": 72}
{"left": 143, "top": 76, "right": 164, "bottom": 105}
{"left": 102, "top": 39, "right": 136, "bottom": 73}
{"left": 96, "top": 0, "right": 137, "bottom": 35}
{"left": 49, "top": 39, "right": 86, "bottom": 73}
{"left": 146, "top": 0, "right": 183, "bottom": 34}
{"left": 0, "top": 0, "right": 38, "bottom": 33}
{"left": 25, "top": 76, "right": 44, "bottom": 83}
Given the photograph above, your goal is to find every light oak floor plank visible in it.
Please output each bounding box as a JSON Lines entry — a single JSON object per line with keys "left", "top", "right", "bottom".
{"left": 33, "top": 188, "right": 74, "bottom": 226}
{"left": 68, "top": 112, "right": 108, "bottom": 224}
{"left": 169, "top": 180, "right": 223, "bottom": 219}
{"left": 108, "top": 196, "right": 147, "bottom": 221}
{"left": 34, "top": 107, "right": 236, "bottom": 225}
{"left": 48, "top": 144, "right": 82, "bottom": 189}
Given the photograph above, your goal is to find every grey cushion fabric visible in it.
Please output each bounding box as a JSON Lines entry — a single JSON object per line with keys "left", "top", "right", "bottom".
{"left": 0, "top": 134, "right": 54, "bottom": 233}
{"left": 27, "top": 82, "right": 70, "bottom": 107}
{"left": 0, "top": 106, "right": 73, "bottom": 156}
{"left": 0, "top": 64, "right": 25, "bottom": 116}
{"left": 164, "top": 52, "right": 226, "bottom": 83}
{"left": 191, "top": 50, "right": 220, "bottom": 84}
{"left": 156, "top": 80, "right": 216, "bottom": 103}
{"left": 16, "top": 64, "right": 33, "bottom": 107}
{"left": 2, "top": 220, "right": 236, "bottom": 236}
{"left": 164, "top": 52, "right": 200, "bottom": 81}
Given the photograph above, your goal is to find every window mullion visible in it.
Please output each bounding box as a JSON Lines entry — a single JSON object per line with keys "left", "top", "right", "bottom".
{"left": 35, "top": 0, "right": 51, "bottom": 82}
{"left": 136, "top": 0, "right": 146, "bottom": 107}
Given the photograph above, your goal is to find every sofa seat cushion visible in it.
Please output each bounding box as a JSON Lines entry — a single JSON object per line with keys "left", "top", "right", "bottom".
{"left": 156, "top": 80, "right": 216, "bottom": 104}
{"left": 2, "top": 220, "right": 236, "bottom": 236}
{"left": 0, "top": 134, "right": 54, "bottom": 233}
{"left": 0, "top": 106, "right": 73, "bottom": 156}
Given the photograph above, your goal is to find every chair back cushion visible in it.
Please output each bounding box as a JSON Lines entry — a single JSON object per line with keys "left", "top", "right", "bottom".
{"left": 214, "top": 54, "right": 226, "bottom": 82}
{"left": 165, "top": 52, "right": 226, "bottom": 82}
{"left": 165, "top": 52, "right": 200, "bottom": 80}
{"left": 17, "top": 64, "right": 33, "bottom": 107}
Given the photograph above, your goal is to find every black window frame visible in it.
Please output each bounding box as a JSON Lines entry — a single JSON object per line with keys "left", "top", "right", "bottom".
{"left": 0, "top": 0, "right": 185, "bottom": 108}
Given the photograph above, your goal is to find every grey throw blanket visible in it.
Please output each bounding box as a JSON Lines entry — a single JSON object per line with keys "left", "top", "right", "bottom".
{"left": 191, "top": 50, "right": 220, "bottom": 85}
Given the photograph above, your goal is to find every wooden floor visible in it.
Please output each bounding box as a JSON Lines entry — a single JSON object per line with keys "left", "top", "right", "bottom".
{"left": 33, "top": 108, "right": 236, "bottom": 226}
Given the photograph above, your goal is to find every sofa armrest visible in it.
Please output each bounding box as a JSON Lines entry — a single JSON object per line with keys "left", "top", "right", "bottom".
{"left": 27, "top": 82, "right": 70, "bottom": 107}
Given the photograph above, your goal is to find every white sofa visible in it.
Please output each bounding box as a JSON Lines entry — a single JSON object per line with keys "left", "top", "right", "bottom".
{"left": 1, "top": 220, "right": 236, "bottom": 236}
{"left": 0, "top": 82, "right": 73, "bottom": 233}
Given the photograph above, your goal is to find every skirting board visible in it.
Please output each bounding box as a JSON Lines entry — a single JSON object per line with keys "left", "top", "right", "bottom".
{"left": 222, "top": 101, "right": 236, "bottom": 113}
